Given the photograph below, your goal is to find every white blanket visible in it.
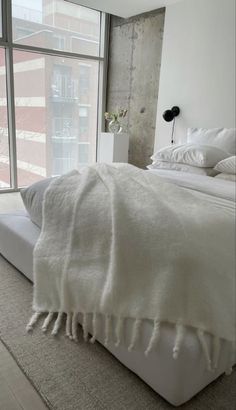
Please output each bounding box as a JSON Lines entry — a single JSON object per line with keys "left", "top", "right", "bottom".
{"left": 28, "top": 164, "right": 235, "bottom": 370}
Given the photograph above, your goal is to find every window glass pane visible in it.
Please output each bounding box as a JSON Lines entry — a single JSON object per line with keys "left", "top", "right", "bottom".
{"left": 12, "top": 0, "right": 101, "bottom": 56}
{"left": 13, "top": 50, "right": 99, "bottom": 187}
{"left": 0, "top": 49, "right": 11, "bottom": 189}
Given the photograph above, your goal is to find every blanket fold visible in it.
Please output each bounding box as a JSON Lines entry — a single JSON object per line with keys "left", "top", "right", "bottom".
{"left": 27, "top": 163, "right": 236, "bottom": 372}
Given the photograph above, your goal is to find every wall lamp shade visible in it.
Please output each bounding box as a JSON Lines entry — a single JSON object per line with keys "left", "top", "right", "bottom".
{"left": 162, "top": 106, "right": 180, "bottom": 144}
{"left": 162, "top": 106, "right": 180, "bottom": 122}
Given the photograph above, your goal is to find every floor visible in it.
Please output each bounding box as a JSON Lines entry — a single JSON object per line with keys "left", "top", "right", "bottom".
{"left": 0, "top": 193, "right": 48, "bottom": 410}
{"left": 0, "top": 342, "right": 48, "bottom": 410}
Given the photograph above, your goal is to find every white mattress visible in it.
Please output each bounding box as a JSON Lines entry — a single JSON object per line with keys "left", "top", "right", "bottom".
{"left": 0, "top": 210, "right": 39, "bottom": 280}
{"left": 0, "top": 210, "right": 234, "bottom": 406}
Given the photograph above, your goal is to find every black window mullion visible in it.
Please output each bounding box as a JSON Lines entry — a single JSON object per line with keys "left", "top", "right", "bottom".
{"left": 4, "top": 0, "right": 18, "bottom": 189}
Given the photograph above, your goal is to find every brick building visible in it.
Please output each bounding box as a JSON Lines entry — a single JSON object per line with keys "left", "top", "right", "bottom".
{"left": 0, "top": 0, "right": 100, "bottom": 187}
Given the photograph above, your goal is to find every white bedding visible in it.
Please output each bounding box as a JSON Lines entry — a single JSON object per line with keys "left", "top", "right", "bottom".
{"left": 27, "top": 164, "right": 235, "bottom": 379}
{"left": 148, "top": 169, "right": 236, "bottom": 202}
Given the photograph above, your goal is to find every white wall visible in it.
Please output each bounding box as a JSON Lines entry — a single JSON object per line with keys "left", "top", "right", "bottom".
{"left": 154, "top": 0, "right": 236, "bottom": 150}
{"left": 68, "top": 0, "right": 180, "bottom": 18}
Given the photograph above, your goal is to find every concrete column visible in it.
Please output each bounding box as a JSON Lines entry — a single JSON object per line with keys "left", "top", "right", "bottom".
{"left": 106, "top": 9, "right": 165, "bottom": 169}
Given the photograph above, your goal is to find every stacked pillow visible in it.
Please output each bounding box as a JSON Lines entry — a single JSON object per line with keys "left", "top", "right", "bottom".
{"left": 187, "top": 128, "right": 235, "bottom": 154}
{"left": 149, "top": 127, "right": 235, "bottom": 176}
{"left": 214, "top": 156, "right": 236, "bottom": 181}
{"left": 148, "top": 143, "right": 230, "bottom": 176}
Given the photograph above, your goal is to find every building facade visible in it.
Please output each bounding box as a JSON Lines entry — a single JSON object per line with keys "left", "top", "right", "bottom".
{"left": 0, "top": 0, "right": 100, "bottom": 187}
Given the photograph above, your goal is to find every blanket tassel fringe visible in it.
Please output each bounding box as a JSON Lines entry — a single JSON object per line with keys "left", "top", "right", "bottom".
{"left": 89, "top": 313, "right": 97, "bottom": 344}
{"left": 145, "top": 319, "right": 161, "bottom": 356}
{"left": 26, "top": 312, "right": 235, "bottom": 373}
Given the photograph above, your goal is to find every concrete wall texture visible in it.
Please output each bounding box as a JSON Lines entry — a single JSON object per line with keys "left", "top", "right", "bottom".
{"left": 106, "top": 10, "right": 165, "bottom": 168}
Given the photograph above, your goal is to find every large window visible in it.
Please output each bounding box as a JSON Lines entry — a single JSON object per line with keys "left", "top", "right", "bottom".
{"left": 0, "top": 0, "right": 107, "bottom": 190}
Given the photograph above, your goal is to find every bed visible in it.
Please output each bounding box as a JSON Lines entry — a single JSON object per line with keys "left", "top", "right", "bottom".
{"left": 0, "top": 169, "right": 235, "bottom": 407}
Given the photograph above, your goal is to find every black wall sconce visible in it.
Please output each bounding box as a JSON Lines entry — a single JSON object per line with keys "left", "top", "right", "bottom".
{"left": 162, "top": 106, "right": 180, "bottom": 144}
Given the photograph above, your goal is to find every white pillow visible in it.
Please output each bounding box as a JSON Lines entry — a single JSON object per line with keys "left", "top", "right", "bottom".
{"left": 187, "top": 128, "right": 236, "bottom": 155}
{"left": 151, "top": 144, "right": 229, "bottom": 168}
{"left": 147, "top": 161, "right": 218, "bottom": 176}
{"left": 214, "top": 156, "right": 236, "bottom": 175}
{"left": 215, "top": 173, "right": 236, "bottom": 181}
{"left": 20, "top": 177, "right": 55, "bottom": 227}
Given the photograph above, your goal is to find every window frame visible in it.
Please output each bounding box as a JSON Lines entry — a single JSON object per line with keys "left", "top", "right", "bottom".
{"left": 0, "top": 0, "right": 109, "bottom": 193}
{"left": 0, "top": 0, "right": 3, "bottom": 39}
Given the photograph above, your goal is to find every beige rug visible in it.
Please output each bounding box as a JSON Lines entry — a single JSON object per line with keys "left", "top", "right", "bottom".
{"left": 0, "top": 255, "right": 235, "bottom": 410}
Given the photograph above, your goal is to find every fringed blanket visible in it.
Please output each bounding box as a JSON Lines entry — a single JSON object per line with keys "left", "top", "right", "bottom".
{"left": 27, "top": 163, "right": 235, "bottom": 371}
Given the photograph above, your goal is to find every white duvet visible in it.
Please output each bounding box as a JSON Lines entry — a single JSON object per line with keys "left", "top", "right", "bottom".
{"left": 27, "top": 164, "right": 236, "bottom": 371}
{"left": 148, "top": 169, "right": 236, "bottom": 202}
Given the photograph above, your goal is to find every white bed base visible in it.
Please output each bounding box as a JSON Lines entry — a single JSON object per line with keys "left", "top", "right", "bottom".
{"left": 0, "top": 210, "right": 234, "bottom": 406}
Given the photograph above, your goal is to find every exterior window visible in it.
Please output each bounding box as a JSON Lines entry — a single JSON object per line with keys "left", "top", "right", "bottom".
{"left": 79, "top": 65, "right": 90, "bottom": 94}
{"left": 52, "top": 64, "right": 79, "bottom": 100}
{"left": 12, "top": 0, "right": 100, "bottom": 56}
{"left": 53, "top": 35, "right": 66, "bottom": 50}
{"left": 13, "top": 51, "right": 98, "bottom": 186}
{"left": 79, "top": 106, "right": 89, "bottom": 138}
{"left": 0, "top": 1, "right": 107, "bottom": 190}
{"left": 52, "top": 118, "right": 74, "bottom": 139}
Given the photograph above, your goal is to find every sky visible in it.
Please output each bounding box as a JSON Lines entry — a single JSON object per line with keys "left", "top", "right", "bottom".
{"left": 12, "top": 0, "right": 42, "bottom": 11}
